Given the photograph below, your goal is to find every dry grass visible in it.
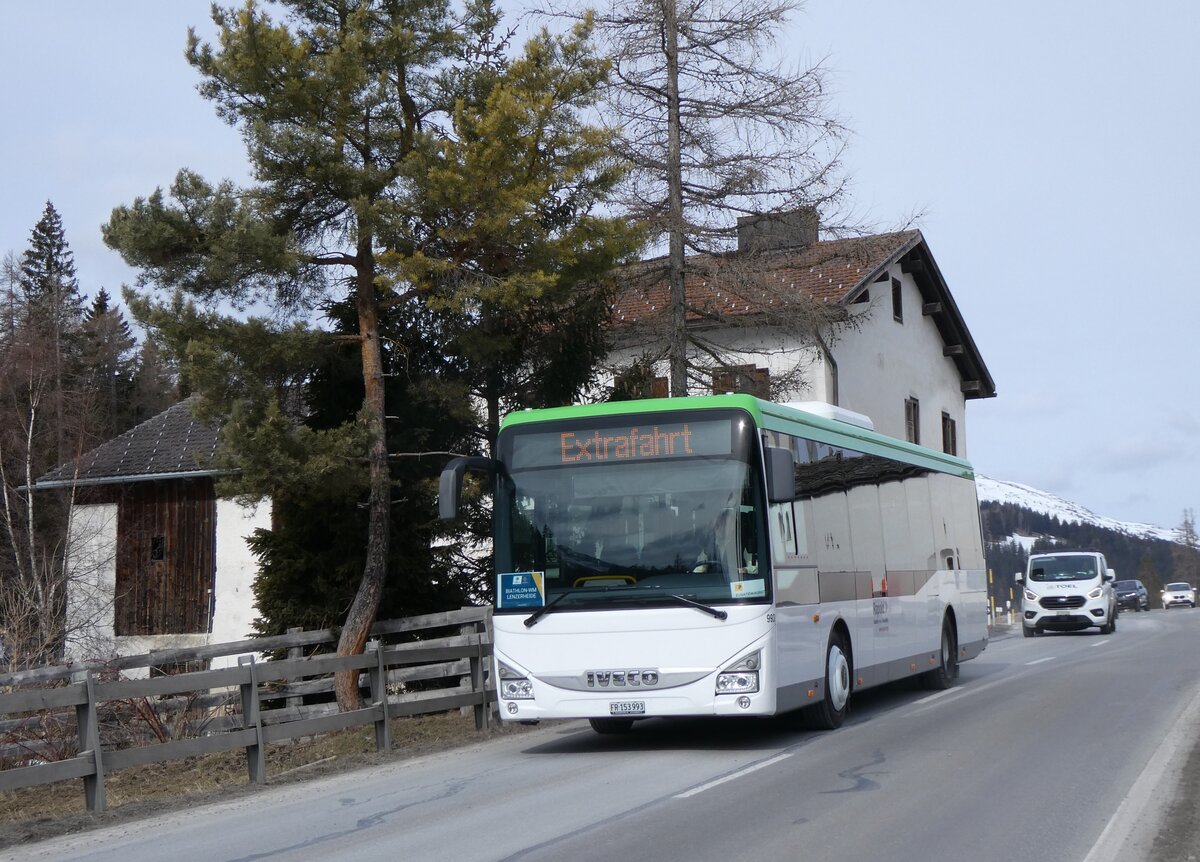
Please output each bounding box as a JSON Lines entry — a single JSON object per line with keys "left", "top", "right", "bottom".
{"left": 0, "top": 711, "right": 539, "bottom": 849}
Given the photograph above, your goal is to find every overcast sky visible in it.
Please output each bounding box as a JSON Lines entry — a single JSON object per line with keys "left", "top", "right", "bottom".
{"left": 3, "top": 1, "right": 1197, "bottom": 530}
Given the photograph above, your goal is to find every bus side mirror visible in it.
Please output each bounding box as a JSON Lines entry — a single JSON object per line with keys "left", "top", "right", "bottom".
{"left": 439, "top": 456, "right": 499, "bottom": 520}
{"left": 765, "top": 447, "right": 796, "bottom": 503}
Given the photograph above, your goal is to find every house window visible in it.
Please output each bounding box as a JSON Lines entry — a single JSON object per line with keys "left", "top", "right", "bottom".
{"left": 892, "top": 277, "right": 903, "bottom": 322}
{"left": 905, "top": 397, "right": 920, "bottom": 444}
{"left": 712, "top": 365, "right": 770, "bottom": 399}
{"left": 941, "top": 412, "right": 958, "bottom": 456}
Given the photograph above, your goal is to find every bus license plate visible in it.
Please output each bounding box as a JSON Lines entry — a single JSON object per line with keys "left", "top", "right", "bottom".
{"left": 610, "top": 701, "right": 645, "bottom": 716}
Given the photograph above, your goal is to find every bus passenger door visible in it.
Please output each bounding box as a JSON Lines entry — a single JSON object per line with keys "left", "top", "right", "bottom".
{"left": 769, "top": 495, "right": 820, "bottom": 710}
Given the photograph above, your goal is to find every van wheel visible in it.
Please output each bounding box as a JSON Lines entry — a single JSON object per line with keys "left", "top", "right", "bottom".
{"left": 807, "top": 632, "right": 851, "bottom": 730}
{"left": 1022, "top": 624, "right": 1036, "bottom": 638}
{"left": 589, "top": 718, "right": 634, "bottom": 735}
{"left": 1100, "top": 610, "right": 1115, "bottom": 634}
{"left": 922, "top": 619, "right": 958, "bottom": 690}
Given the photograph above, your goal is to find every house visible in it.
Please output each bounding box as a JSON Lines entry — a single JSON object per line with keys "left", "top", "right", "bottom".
{"left": 33, "top": 399, "right": 270, "bottom": 670}
{"left": 607, "top": 210, "right": 996, "bottom": 456}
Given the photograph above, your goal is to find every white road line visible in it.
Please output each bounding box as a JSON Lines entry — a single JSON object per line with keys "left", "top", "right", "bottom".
{"left": 911, "top": 689, "right": 956, "bottom": 706}
{"left": 1082, "top": 681, "right": 1200, "bottom": 862}
{"left": 674, "top": 752, "right": 795, "bottom": 799}
{"left": 1025, "top": 657, "right": 1056, "bottom": 666}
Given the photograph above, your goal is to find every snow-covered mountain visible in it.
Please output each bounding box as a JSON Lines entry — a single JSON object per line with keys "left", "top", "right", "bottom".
{"left": 976, "top": 474, "right": 1181, "bottom": 544}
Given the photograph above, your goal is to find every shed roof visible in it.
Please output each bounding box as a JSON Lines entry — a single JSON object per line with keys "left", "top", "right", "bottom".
{"left": 34, "top": 398, "right": 222, "bottom": 489}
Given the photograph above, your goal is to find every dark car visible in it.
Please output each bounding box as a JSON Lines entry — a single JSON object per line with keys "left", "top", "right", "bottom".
{"left": 1114, "top": 579, "right": 1150, "bottom": 612}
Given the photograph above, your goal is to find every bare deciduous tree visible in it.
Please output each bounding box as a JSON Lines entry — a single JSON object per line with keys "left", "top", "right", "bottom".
{"left": 536, "top": 0, "right": 852, "bottom": 395}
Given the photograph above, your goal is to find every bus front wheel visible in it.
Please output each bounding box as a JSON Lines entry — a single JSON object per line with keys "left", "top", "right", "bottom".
{"left": 808, "top": 632, "right": 851, "bottom": 730}
{"left": 589, "top": 717, "right": 634, "bottom": 735}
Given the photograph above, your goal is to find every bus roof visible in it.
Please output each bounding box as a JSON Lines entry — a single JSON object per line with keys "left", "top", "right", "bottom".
{"left": 499, "top": 395, "right": 975, "bottom": 478}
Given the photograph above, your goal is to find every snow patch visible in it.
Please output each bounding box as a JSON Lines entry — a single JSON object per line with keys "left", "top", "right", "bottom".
{"left": 977, "top": 474, "right": 1181, "bottom": 544}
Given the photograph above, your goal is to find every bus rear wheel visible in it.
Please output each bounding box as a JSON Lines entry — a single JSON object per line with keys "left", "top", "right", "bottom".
{"left": 807, "top": 632, "right": 851, "bottom": 730}
{"left": 922, "top": 618, "right": 958, "bottom": 690}
{"left": 589, "top": 718, "right": 634, "bottom": 735}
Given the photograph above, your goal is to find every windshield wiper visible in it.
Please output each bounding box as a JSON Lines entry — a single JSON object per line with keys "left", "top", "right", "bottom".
{"left": 667, "top": 594, "right": 728, "bottom": 621}
{"left": 523, "top": 590, "right": 576, "bottom": 628}
{"left": 524, "top": 588, "right": 729, "bottom": 627}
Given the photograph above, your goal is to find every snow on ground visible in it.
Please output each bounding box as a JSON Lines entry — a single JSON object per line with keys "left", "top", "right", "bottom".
{"left": 976, "top": 474, "right": 1181, "bottom": 544}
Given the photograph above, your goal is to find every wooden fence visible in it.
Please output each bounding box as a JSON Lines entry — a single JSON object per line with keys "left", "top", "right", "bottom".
{"left": 0, "top": 607, "right": 494, "bottom": 812}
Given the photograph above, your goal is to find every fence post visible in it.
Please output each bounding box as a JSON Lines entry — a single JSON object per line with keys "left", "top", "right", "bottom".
{"left": 239, "top": 655, "right": 265, "bottom": 784}
{"left": 286, "top": 627, "right": 303, "bottom": 712}
{"left": 366, "top": 639, "right": 390, "bottom": 753}
{"left": 471, "top": 633, "right": 488, "bottom": 731}
{"left": 75, "top": 670, "right": 106, "bottom": 812}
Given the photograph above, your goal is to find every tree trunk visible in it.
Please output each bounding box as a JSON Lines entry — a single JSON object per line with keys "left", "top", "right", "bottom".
{"left": 663, "top": 0, "right": 688, "bottom": 397}
{"left": 334, "top": 245, "right": 391, "bottom": 711}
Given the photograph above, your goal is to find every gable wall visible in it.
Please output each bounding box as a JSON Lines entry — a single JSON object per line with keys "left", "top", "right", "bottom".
{"left": 832, "top": 267, "right": 968, "bottom": 453}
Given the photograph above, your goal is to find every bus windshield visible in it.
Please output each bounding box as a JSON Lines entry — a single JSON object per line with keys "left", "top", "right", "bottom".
{"left": 496, "top": 425, "right": 767, "bottom": 613}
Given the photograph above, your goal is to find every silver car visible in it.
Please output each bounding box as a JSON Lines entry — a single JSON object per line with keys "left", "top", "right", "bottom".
{"left": 1161, "top": 582, "right": 1197, "bottom": 609}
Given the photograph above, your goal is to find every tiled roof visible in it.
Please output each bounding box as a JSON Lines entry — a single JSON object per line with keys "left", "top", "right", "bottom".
{"left": 35, "top": 398, "right": 221, "bottom": 487}
{"left": 610, "top": 231, "right": 921, "bottom": 324}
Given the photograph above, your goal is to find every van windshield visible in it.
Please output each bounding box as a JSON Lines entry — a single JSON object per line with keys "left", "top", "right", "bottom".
{"left": 1028, "top": 555, "right": 1099, "bottom": 582}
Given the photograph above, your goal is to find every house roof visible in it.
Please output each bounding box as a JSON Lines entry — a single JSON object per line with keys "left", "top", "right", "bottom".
{"left": 610, "top": 230, "right": 996, "bottom": 400}
{"left": 34, "top": 398, "right": 223, "bottom": 489}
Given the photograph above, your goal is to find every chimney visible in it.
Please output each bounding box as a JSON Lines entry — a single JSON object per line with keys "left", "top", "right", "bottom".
{"left": 736, "top": 207, "right": 819, "bottom": 254}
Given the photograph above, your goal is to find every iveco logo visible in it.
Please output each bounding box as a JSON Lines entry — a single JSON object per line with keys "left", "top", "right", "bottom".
{"left": 585, "top": 670, "right": 660, "bottom": 688}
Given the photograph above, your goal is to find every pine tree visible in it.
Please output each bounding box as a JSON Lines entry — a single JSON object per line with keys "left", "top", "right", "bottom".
{"left": 77, "top": 289, "right": 138, "bottom": 438}
{"left": 1173, "top": 508, "right": 1200, "bottom": 589}
{"left": 104, "top": 0, "right": 633, "bottom": 709}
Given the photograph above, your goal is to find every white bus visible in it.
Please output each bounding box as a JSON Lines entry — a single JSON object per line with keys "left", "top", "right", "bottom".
{"left": 440, "top": 395, "right": 988, "bottom": 733}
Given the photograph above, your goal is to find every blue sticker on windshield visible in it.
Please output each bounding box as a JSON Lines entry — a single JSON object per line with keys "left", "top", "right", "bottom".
{"left": 498, "top": 572, "right": 545, "bottom": 608}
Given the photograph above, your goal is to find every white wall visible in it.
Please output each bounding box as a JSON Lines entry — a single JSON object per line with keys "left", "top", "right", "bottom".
{"left": 211, "top": 497, "right": 271, "bottom": 648}
{"left": 831, "top": 267, "right": 967, "bottom": 455}
{"left": 63, "top": 503, "right": 118, "bottom": 663}
{"left": 604, "top": 267, "right": 969, "bottom": 455}
{"left": 63, "top": 493, "right": 271, "bottom": 673}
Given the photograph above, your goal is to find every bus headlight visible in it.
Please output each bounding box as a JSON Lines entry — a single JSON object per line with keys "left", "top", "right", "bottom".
{"left": 716, "top": 651, "right": 760, "bottom": 695}
{"left": 498, "top": 661, "right": 534, "bottom": 700}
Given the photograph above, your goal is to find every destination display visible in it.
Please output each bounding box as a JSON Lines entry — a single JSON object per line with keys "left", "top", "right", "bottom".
{"left": 509, "top": 419, "right": 733, "bottom": 469}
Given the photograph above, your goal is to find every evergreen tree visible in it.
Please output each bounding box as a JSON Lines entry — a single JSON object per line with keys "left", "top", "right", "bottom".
{"left": 19, "top": 201, "right": 86, "bottom": 341}
{"left": 1172, "top": 508, "right": 1200, "bottom": 589}
{"left": 18, "top": 201, "right": 88, "bottom": 461}
{"left": 77, "top": 289, "right": 138, "bottom": 438}
{"left": 127, "top": 338, "right": 178, "bottom": 426}
{"left": 1136, "top": 553, "right": 1165, "bottom": 607}
{"left": 104, "top": 0, "right": 633, "bottom": 709}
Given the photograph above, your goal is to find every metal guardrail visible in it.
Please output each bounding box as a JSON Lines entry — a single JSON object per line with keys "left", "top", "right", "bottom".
{"left": 0, "top": 607, "right": 494, "bottom": 812}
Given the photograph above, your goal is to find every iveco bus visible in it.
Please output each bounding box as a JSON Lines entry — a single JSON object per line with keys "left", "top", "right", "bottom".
{"left": 439, "top": 395, "right": 988, "bottom": 732}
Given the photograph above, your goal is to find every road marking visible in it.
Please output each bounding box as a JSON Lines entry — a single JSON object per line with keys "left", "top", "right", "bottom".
{"left": 675, "top": 752, "right": 794, "bottom": 799}
{"left": 1082, "top": 681, "right": 1200, "bottom": 862}
{"left": 1090, "top": 640, "right": 1112, "bottom": 648}
{"left": 912, "top": 689, "right": 956, "bottom": 706}
{"left": 1025, "top": 657, "right": 1056, "bottom": 665}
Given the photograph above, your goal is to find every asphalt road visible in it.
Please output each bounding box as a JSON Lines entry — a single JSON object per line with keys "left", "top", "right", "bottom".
{"left": 9, "top": 608, "right": 1200, "bottom": 862}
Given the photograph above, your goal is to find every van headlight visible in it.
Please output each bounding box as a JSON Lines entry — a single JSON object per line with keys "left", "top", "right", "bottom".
{"left": 716, "top": 651, "right": 760, "bottom": 695}
{"left": 1088, "top": 587, "right": 1103, "bottom": 599}
{"left": 1024, "top": 589, "right": 1038, "bottom": 602}
{"left": 498, "top": 661, "right": 533, "bottom": 700}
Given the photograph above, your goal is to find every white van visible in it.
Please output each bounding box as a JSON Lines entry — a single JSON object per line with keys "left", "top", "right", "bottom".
{"left": 1016, "top": 551, "right": 1117, "bottom": 637}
